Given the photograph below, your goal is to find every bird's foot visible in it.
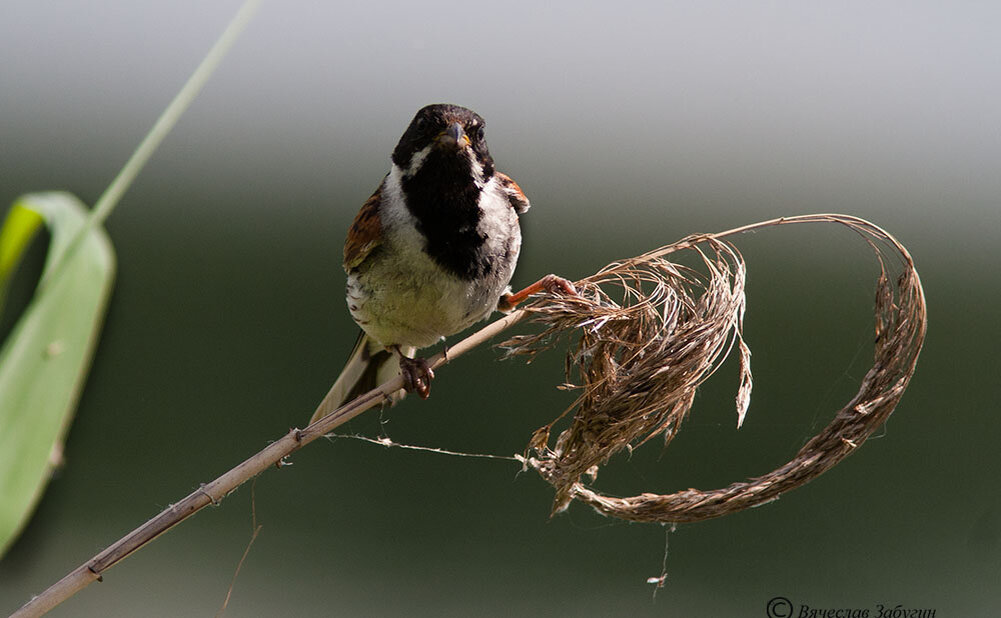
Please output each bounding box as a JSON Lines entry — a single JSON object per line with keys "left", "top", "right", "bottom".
{"left": 394, "top": 347, "right": 434, "bottom": 399}
{"left": 498, "top": 274, "right": 578, "bottom": 312}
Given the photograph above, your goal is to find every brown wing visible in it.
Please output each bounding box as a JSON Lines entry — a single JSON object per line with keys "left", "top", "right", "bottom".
{"left": 343, "top": 185, "right": 384, "bottom": 271}
{"left": 495, "top": 172, "right": 531, "bottom": 214}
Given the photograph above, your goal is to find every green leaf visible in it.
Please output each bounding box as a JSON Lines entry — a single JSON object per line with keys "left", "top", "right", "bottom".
{"left": 0, "top": 192, "right": 116, "bottom": 557}
{"left": 0, "top": 202, "right": 44, "bottom": 314}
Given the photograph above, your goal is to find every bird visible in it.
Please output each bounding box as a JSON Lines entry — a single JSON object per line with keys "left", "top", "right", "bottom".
{"left": 310, "top": 103, "right": 574, "bottom": 424}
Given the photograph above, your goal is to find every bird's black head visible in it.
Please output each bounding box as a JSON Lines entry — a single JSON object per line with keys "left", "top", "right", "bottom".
{"left": 389, "top": 104, "right": 499, "bottom": 280}
{"left": 391, "top": 104, "right": 494, "bottom": 178}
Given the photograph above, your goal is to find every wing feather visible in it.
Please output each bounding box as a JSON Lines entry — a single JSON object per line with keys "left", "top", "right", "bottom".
{"left": 495, "top": 172, "right": 530, "bottom": 214}
{"left": 343, "top": 186, "right": 383, "bottom": 271}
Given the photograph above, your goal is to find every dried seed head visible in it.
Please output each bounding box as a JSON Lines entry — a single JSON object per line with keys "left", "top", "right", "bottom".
{"left": 502, "top": 215, "right": 926, "bottom": 523}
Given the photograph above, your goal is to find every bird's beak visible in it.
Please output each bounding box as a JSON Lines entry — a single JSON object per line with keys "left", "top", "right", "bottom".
{"left": 436, "top": 122, "right": 470, "bottom": 149}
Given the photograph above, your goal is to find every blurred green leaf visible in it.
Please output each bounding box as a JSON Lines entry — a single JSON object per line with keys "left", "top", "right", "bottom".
{"left": 0, "top": 203, "right": 44, "bottom": 315}
{"left": 0, "top": 192, "right": 116, "bottom": 557}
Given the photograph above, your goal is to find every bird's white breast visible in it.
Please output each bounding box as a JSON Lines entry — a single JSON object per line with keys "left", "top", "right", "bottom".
{"left": 346, "top": 168, "right": 521, "bottom": 349}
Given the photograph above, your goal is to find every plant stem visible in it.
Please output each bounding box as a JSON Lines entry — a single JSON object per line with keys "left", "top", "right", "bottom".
{"left": 43, "top": 0, "right": 262, "bottom": 288}
{"left": 11, "top": 213, "right": 921, "bottom": 616}
{"left": 9, "top": 309, "right": 527, "bottom": 618}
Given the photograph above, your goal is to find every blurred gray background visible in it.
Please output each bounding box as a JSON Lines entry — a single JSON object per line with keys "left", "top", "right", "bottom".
{"left": 1, "top": 1, "right": 999, "bottom": 616}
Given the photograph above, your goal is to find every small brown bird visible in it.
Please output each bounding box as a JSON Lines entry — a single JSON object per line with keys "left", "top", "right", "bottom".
{"left": 311, "top": 104, "right": 572, "bottom": 422}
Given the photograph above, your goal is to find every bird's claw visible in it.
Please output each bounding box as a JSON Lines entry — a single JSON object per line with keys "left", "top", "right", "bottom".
{"left": 497, "top": 273, "right": 579, "bottom": 312}
{"left": 539, "top": 274, "right": 577, "bottom": 298}
{"left": 399, "top": 355, "right": 434, "bottom": 399}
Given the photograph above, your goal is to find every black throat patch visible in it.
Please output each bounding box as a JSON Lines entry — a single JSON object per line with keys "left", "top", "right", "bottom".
{"left": 401, "top": 149, "right": 492, "bottom": 281}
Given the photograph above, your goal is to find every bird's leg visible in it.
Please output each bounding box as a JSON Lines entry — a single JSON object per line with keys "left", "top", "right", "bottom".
{"left": 497, "top": 274, "right": 578, "bottom": 312}
{"left": 393, "top": 345, "right": 434, "bottom": 399}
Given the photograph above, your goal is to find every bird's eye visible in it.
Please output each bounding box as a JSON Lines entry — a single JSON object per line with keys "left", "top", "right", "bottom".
{"left": 414, "top": 116, "right": 429, "bottom": 133}
{"left": 472, "top": 125, "right": 485, "bottom": 141}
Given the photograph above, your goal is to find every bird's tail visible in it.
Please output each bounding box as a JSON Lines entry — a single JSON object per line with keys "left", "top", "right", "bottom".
{"left": 309, "top": 332, "right": 410, "bottom": 424}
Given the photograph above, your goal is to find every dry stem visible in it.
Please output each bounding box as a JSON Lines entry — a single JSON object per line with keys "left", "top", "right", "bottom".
{"left": 9, "top": 312, "right": 527, "bottom": 618}
{"left": 10, "top": 213, "right": 925, "bottom": 616}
